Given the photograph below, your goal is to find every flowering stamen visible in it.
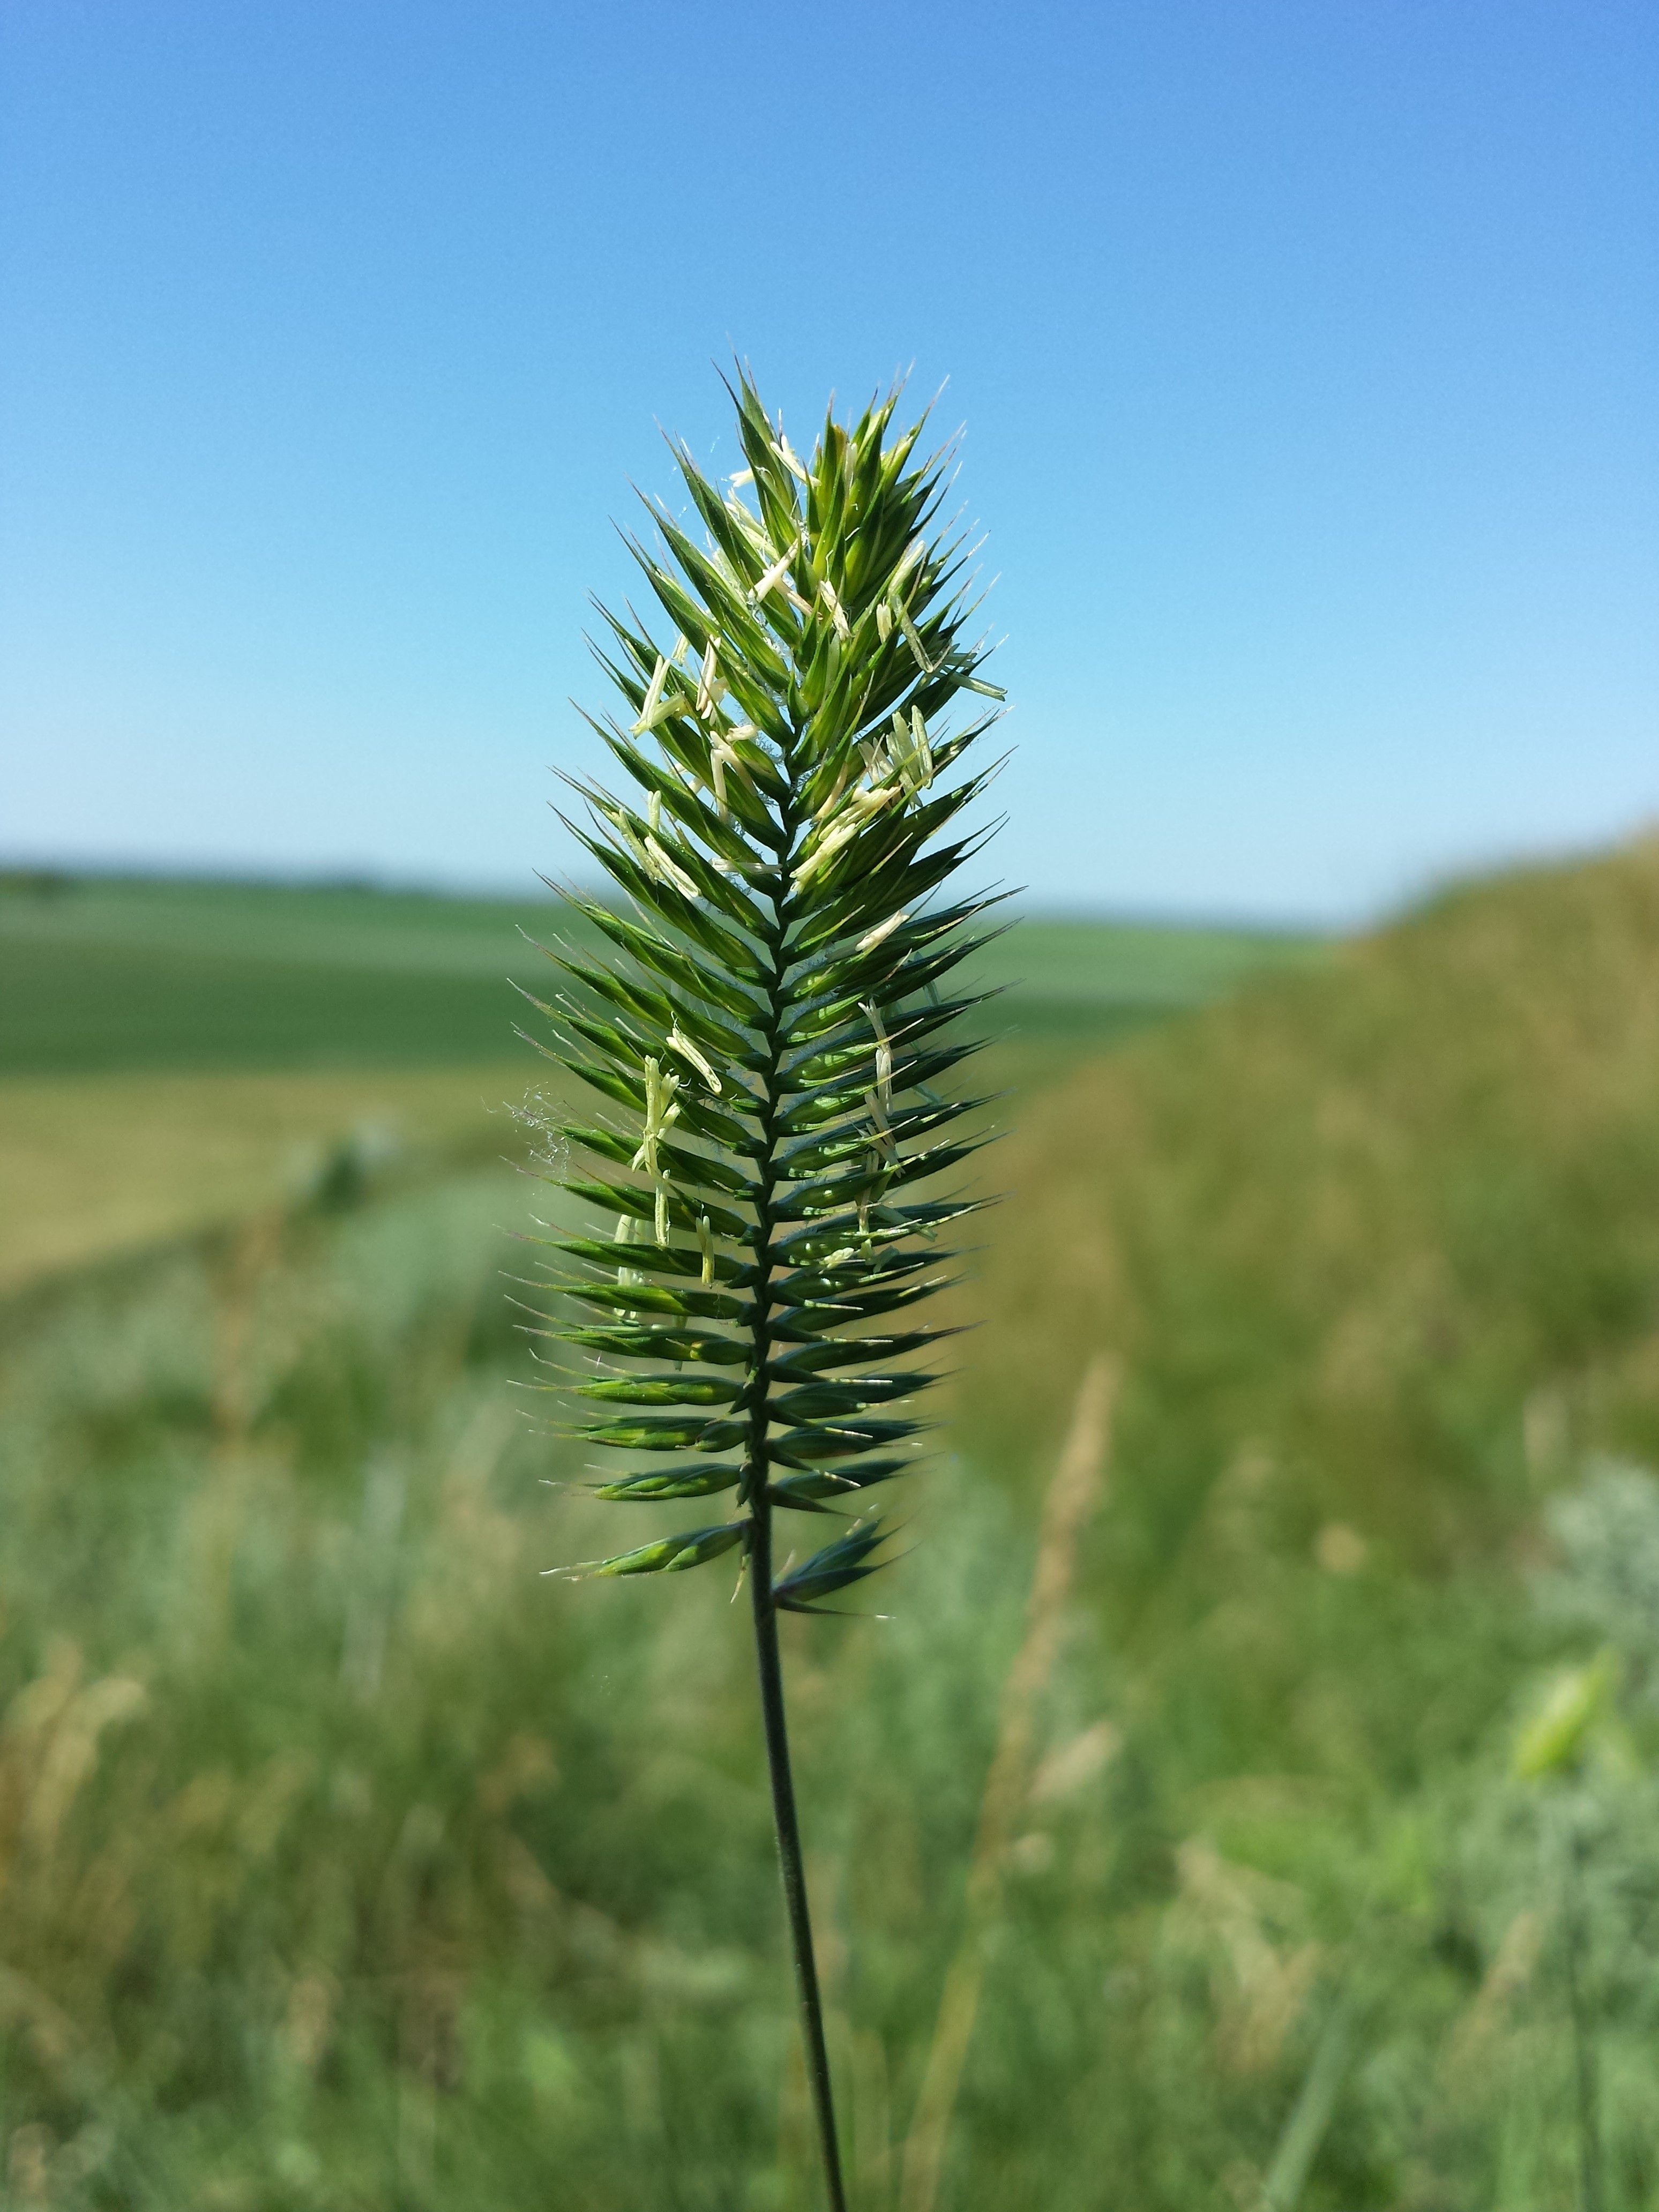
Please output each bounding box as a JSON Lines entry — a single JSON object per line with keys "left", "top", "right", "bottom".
{"left": 631, "top": 655, "right": 669, "bottom": 735}
{"left": 749, "top": 536, "right": 803, "bottom": 607}
{"left": 667, "top": 1023, "right": 722, "bottom": 1094}
{"left": 812, "top": 757, "right": 854, "bottom": 825}
{"left": 819, "top": 577, "right": 851, "bottom": 641}
{"left": 629, "top": 1057, "right": 683, "bottom": 1247}
{"left": 894, "top": 600, "right": 932, "bottom": 674}
{"left": 708, "top": 725, "right": 756, "bottom": 820}
{"left": 614, "top": 1213, "right": 645, "bottom": 1291}
{"left": 910, "top": 706, "right": 935, "bottom": 782}
{"left": 865, "top": 1086, "right": 896, "bottom": 1162}
{"left": 863, "top": 999, "right": 893, "bottom": 1106}
{"left": 857, "top": 908, "right": 909, "bottom": 954}
{"left": 891, "top": 538, "right": 925, "bottom": 591}
{"left": 791, "top": 784, "right": 899, "bottom": 888}
{"left": 645, "top": 835, "right": 699, "bottom": 900}
{"left": 635, "top": 687, "right": 694, "bottom": 734}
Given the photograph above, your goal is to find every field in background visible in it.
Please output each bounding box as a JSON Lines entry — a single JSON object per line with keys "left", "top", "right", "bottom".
{"left": 0, "top": 875, "right": 1322, "bottom": 1287}
{"left": 0, "top": 874, "right": 1324, "bottom": 1074}
{"left": 5, "top": 848, "right": 1659, "bottom": 2206}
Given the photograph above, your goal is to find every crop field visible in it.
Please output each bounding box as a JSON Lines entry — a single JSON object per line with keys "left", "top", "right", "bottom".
{"left": 0, "top": 873, "right": 1322, "bottom": 1077}
{"left": 4, "top": 848, "right": 1659, "bottom": 2208}
{"left": 0, "top": 875, "right": 1319, "bottom": 1287}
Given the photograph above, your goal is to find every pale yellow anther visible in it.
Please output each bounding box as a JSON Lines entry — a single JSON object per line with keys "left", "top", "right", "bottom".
{"left": 819, "top": 577, "right": 851, "bottom": 641}
{"left": 891, "top": 537, "right": 925, "bottom": 589}
{"left": 620, "top": 807, "right": 697, "bottom": 896}
{"left": 876, "top": 601, "right": 893, "bottom": 644}
{"left": 790, "top": 817, "right": 859, "bottom": 888}
{"left": 863, "top": 999, "right": 893, "bottom": 1106}
{"left": 631, "top": 655, "right": 669, "bottom": 735}
{"left": 630, "top": 1057, "right": 683, "bottom": 1247}
{"left": 724, "top": 498, "right": 768, "bottom": 552}
{"left": 856, "top": 908, "right": 909, "bottom": 954}
{"left": 697, "top": 1215, "right": 715, "bottom": 1287}
{"left": 708, "top": 726, "right": 755, "bottom": 821}
{"left": 848, "top": 782, "right": 899, "bottom": 820}
{"left": 910, "top": 705, "right": 934, "bottom": 781}
{"left": 667, "top": 1023, "right": 722, "bottom": 1094}
{"left": 750, "top": 535, "right": 803, "bottom": 606}
{"left": 617, "top": 817, "right": 654, "bottom": 879}
{"left": 614, "top": 1213, "right": 645, "bottom": 1291}
{"left": 883, "top": 708, "right": 935, "bottom": 799}
{"left": 895, "top": 600, "right": 932, "bottom": 674}
{"left": 790, "top": 784, "right": 900, "bottom": 888}
{"left": 644, "top": 836, "right": 698, "bottom": 900}
{"left": 812, "top": 758, "right": 853, "bottom": 825}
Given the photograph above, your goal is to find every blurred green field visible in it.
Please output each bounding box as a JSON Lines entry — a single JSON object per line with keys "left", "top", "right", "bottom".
{"left": 0, "top": 872, "right": 1322, "bottom": 1075}
{"left": 0, "top": 873, "right": 1322, "bottom": 1287}
{"left": 4, "top": 847, "right": 1659, "bottom": 2208}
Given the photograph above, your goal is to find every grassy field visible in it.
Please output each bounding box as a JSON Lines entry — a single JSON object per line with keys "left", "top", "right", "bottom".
{"left": 0, "top": 874, "right": 1321, "bottom": 1077}
{"left": 0, "top": 874, "right": 1321, "bottom": 1288}
{"left": 4, "top": 848, "right": 1659, "bottom": 2207}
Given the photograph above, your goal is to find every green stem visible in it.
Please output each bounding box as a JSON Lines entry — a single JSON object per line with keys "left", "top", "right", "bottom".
{"left": 743, "top": 801, "right": 849, "bottom": 2212}
{"left": 750, "top": 1508, "right": 849, "bottom": 2212}
{"left": 1565, "top": 1823, "right": 1602, "bottom": 2212}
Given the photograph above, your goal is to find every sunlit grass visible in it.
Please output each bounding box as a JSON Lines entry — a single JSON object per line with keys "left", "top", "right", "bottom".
{"left": 0, "top": 1064, "right": 536, "bottom": 1290}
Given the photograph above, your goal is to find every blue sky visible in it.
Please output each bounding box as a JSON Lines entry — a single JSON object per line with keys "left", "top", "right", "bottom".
{"left": 3, "top": 0, "right": 1654, "bottom": 922}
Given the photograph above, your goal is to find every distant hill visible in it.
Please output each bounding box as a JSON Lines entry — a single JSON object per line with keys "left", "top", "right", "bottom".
{"left": 968, "top": 833, "right": 1659, "bottom": 1608}
{"left": 0, "top": 874, "right": 1322, "bottom": 1075}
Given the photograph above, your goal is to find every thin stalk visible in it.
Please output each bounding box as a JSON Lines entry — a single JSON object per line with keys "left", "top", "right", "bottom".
{"left": 751, "top": 1523, "right": 849, "bottom": 2212}
{"left": 744, "top": 792, "right": 849, "bottom": 2212}
{"left": 1564, "top": 1823, "right": 1602, "bottom": 2212}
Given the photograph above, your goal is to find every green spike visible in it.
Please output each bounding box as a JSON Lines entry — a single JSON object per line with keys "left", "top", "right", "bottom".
{"left": 522, "top": 370, "right": 1007, "bottom": 2212}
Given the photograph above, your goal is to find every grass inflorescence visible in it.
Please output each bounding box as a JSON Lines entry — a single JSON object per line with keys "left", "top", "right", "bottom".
{"left": 517, "top": 369, "right": 1011, "bottom": 2205}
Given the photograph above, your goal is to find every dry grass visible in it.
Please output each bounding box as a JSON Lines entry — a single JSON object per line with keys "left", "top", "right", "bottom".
{"left": 900, "top": 1354, "right": 1116, "bottom": 2212}
{"left": 0, "top": 1063, "right": 536, "bottom": 1290}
